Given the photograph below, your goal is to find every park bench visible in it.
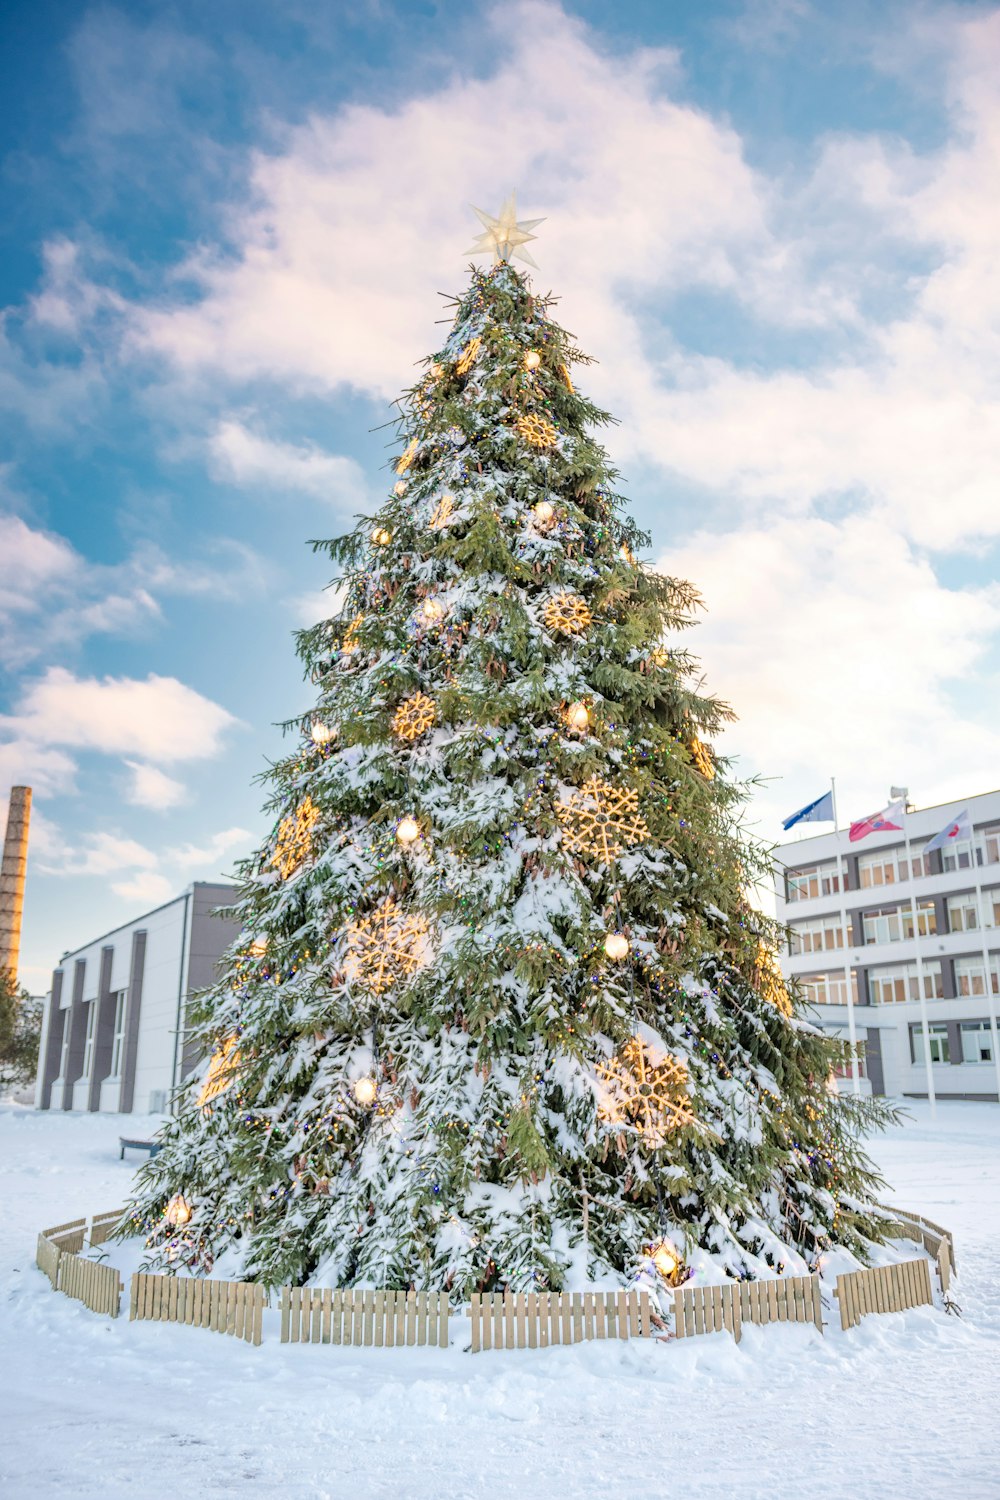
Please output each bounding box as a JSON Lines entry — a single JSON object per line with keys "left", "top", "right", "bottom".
{"left": 119, "top": 1137, "right": 162, "bottom": 1160}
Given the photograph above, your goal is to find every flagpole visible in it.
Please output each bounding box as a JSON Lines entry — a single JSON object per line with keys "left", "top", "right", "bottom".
{"left": 830, "top": 778, "right": 861, "bottom": 1097}
{"left": 903, "top": 816, "right": 937, "bottom": 1118}
{"left": 973, "top": 866, "right": 1000, "bottom": 1105}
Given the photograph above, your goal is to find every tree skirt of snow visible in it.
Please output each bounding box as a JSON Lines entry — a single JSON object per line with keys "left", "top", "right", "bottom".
{"left": 2, "top": 1102, "right": 999, "bottom": 1500}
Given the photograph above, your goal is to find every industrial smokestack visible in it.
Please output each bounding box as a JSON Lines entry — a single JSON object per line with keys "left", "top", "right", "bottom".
{"left": 0, "top": 786, "right": 31, "bottom": 981}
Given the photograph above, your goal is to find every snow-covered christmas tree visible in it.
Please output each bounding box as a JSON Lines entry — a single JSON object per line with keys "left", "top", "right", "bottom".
{"left": 123, "top": 199, "right": 896, "bottom": 1294}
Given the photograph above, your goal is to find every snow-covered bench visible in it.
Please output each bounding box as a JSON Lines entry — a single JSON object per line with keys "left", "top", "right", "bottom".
{"left": 119, "top": 1137, "right": 161, "bottom": 1160}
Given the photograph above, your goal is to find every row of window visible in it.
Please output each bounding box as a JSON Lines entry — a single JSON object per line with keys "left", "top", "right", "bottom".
{"left": 58, "top": 990, "right": 128, "bottom": 1084}
{"left": 788, "top": 889, "right": 1000, "bottom": 955}
{"left": 912, "top": 1021, "right": 998, "bottom": 1066}
{"left": 799, "top": 956, "right": 999, "bottom": 1008}
{"left": 784, "top": 826, "right": 1000, "bottom": 903}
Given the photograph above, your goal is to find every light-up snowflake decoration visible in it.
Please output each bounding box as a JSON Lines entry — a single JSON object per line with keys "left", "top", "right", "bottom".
{"left": 754, "top": 941, "right": 793, "bottom": 1017}
{"left": 197, "top": 1035, "right": 241, "bottom": 1107}
{"left": 556, "top": 776, "right": 649, "bottom": 863}
{"left": 516, "top": 412, "right": 558, "bottom": 449}
{"left": 396, "top": 438, "right": 419, "bottom": 474}
{"left": 456, "top": 337, "right": 482, "bottom": 376}
{"left": 391, "top": 692, "right": 437, "bottom": 743}
{"left": 271, "top": 795, "right": 320, "bottom": 880}
{"left": 542, "top": 593, "right": 592, "bottom": 636}
{"left": 597, "top": 1036, "right": 697, "bottom": 1144}
{"left": 689, "top": 736, "right": 715, "bottom": 780}
{"left": 345, "top": 897, "right": 429, "bottom": 995}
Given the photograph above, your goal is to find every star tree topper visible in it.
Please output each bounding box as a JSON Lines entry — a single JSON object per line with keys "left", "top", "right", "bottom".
{"left": 467, "top": 192, "right": 545, "bottom": 267}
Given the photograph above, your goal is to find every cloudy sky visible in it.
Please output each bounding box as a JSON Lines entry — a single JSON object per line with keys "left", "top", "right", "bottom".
{"left": 3, "top": 0, "right": 1000, "bottom": 990}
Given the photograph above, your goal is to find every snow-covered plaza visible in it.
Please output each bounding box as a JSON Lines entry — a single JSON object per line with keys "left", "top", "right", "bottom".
{"left": 2, "top": 1099, "right": 998, "bottom": 1500}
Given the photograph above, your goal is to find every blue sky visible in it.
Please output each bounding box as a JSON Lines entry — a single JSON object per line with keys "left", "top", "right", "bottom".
{"left": 3, "top": 0, "right": 1000, "bottom": 989}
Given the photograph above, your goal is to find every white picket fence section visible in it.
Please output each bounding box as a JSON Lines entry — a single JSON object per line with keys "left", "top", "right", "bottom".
{"left": 834, "top": 1257, "right": 934, "bottom": 1331}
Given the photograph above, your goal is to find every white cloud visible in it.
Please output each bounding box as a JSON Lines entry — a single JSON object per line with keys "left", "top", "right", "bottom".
{"left": 125, "top": 760, "right": 187, "bottom": 810}
{"left": 111, "top": 871, "right": 175, "bottom": 906}
{"left": 40, "top": 830, "right": 158, "bottom": 878}
{"left": 664, "top": 513, "right": 1000, "bottom": 838}
{"left": 3, "top": 666, "right": 238, "bottom": 765}
{"left": 168, "top": 826, "right": 253, "bottom": 871}
{"left": 208, "top": 419, "right": 368, "bottom": 506}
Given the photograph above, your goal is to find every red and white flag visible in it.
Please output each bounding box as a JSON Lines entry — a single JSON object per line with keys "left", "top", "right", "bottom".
{"left": 923, "top": 807, "right": 972, "bottom": 855}
{"left": 849, "top": 798, "right": 906, "bottom": 843}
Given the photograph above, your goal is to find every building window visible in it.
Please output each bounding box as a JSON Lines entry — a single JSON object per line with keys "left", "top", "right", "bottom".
{"left": 798, "top": 971, "right": 859, "bottom": 1007}
{"left": 861, "top": 902, "right": 934, "bottom": 944}
{"left": 110, "top": 990, "right": 127, "bottom": 1077}
{"left": 58, "top": 1008, "right": 72, "bottom": 1079}
{"left": 954, "top": 955, "right": 1000, "bottom": 997}
{"left": 785, "top": 863, "right": 843, "bottom": 902}
{"left": 81, "top": 1002, "right": 96, "bottom": 1079}
{"left": 788, "top": 915, "right": 850, "bottom": 956}
{"left": 911, "top": 1024, "right": 950, "bottom": 1065}
{"left": 947, "top": 892, "right": 983, "bottom": 933}
{"left": 960, "top": 1021, "right": 996, "bottom": 1064}
{"left": 869, "top": 961, "right": 943, "bottom": 1004}
{"left": 941, "top": 838, "right": 975, "bottom": 873}
{"left": 981, "top": 826, "right": 1000, "bottom": 867}
{"left": 858, "top": 844, "right": 931, "bottom": 887}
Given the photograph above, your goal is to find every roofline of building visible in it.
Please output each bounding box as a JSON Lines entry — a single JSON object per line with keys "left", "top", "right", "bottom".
{"left": 56, "top": 880, "right": 240, "bottom": 968}
{"left": 775, "top": 786, "right": 1000, "bottom": 857}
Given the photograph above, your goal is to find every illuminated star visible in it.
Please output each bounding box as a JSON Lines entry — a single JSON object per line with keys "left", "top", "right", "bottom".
{"left": 467, "top": 192, "right": 545, "bottom": 267}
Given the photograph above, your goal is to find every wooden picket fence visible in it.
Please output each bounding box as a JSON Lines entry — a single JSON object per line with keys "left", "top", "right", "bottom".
{"left": 834, "top": 1257, "right": 933, "bottom": 1331}
{"left": 41, "top": 1216, "right": 86, "bottom": 1254}
{"left": 57, "top": 1251, "right": 123, "bottom": 1317}
{"left": 885, "top": 1206, "right": 955, "bottom": 1293}
{"left": 280, "top": 1286, "right": 450, "bottom": 1348}
{"left": 673, "top": 1273, "right": 823, "bottom": 1344}
{"left": 36, "top": 1231, "right": 62, "bottom": 1288}
{"left": 130, "top": 1271, "right": 265, "bottom": 1345}
{"left": 468, "top": 1289, "right": 652, "bottom": 1351}
{"left": 89, "top": 1209, "right": 124, "bottom": 1248}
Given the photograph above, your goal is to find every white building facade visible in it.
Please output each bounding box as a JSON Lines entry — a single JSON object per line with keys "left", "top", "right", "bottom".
{"left": 35, "top": 882, "right": 239, "bottom": 1115}
{"left": 774, "top": 790, "right": 1000, "bottom": 1101}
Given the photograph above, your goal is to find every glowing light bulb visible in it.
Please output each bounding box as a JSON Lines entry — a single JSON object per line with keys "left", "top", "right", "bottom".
{"left": 372, "top": 526, "right": 392, "bottom": 546}
{"left": 533, "top": 500, "right": 555, "bottom": 525}
{"left": 604, "top": 932, "right": 629, "bottom": 961}
{"left": 567, "top": 701, "right": 590, "bottom": 732}
{"left": 649, "top": 1240, "right": 678, "bottom": 1279}
{"left": 420, "top": 598, "right": 445, "bottom": 624}
{"left": 430, "top": 361, "right": 443, "bottom": 380}
{"left": 354, "top": 1076, "right": 377, "bottom": 1106}
{"left": 396, "top": 815, "right": 420, "bottom": 845}
{"left": 249, "top": 938, "right": 268, "bottom": 957}
{"left": 310, "top": 721, "right": 333, "bottom": 745}
{"left": 394, "top": 481, "right": 407, "bottom": 497}
{"left": 165, "top": 1194, "right": 192, "bottom": 1228}
{"left": 523, "top": 350, "right": 542, "bottom": 371}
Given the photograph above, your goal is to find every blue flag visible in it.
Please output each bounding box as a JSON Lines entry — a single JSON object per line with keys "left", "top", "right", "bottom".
{"left": 782, "top": 791, "right": 834, "bottom": 831}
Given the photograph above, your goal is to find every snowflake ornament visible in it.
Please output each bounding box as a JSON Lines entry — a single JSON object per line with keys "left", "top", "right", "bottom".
{"left": 197, "top": 1034, "right": 241, "bottom": 1107}
{"left": 556, "top": 776, "right": 649, "bottom": 863}
{"left": 689, "top": 736, "right": 715, "bottom": 780}
{"left": 271, "top": 795, "right": 320, "bottom": 880}
{"left": 345, "top": 897, "right": 429, "bottom": 995}
{"left": 543, "top": 593, "right": 592, "bottom": 636}
{"left": 392, "top": 692, "right": 437, "bottom": 743}
{"left": 597, "top": 1036, "right": 697, "bottom": 1144}
{"left": 396, "top": 439, "right": 419, "bottom": 475}
{"left": 456, "top": 337, "right": 482, "bottom": 376}
{"left": 516, "top": 412, "right": 558, "bottom": 449}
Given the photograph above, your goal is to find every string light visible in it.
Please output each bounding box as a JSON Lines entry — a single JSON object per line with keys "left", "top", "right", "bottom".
{"left": 165, "top": 1194, "right": 192, "bottom": 1227}
{"left": 393, "top": 481, "right": 407, "bottom": 497}
{"left": 353, "top": 1076, "right": 377, "bottom": 1107}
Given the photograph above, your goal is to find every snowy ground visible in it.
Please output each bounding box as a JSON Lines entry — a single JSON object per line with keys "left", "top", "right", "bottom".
{"left": 2, "top": 1103, "right": 999, "bottom": 1500}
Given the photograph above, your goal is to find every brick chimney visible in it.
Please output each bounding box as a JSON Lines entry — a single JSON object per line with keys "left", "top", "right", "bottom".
{"left": 0, "top": 786, "right": 31, "bottom": 981}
